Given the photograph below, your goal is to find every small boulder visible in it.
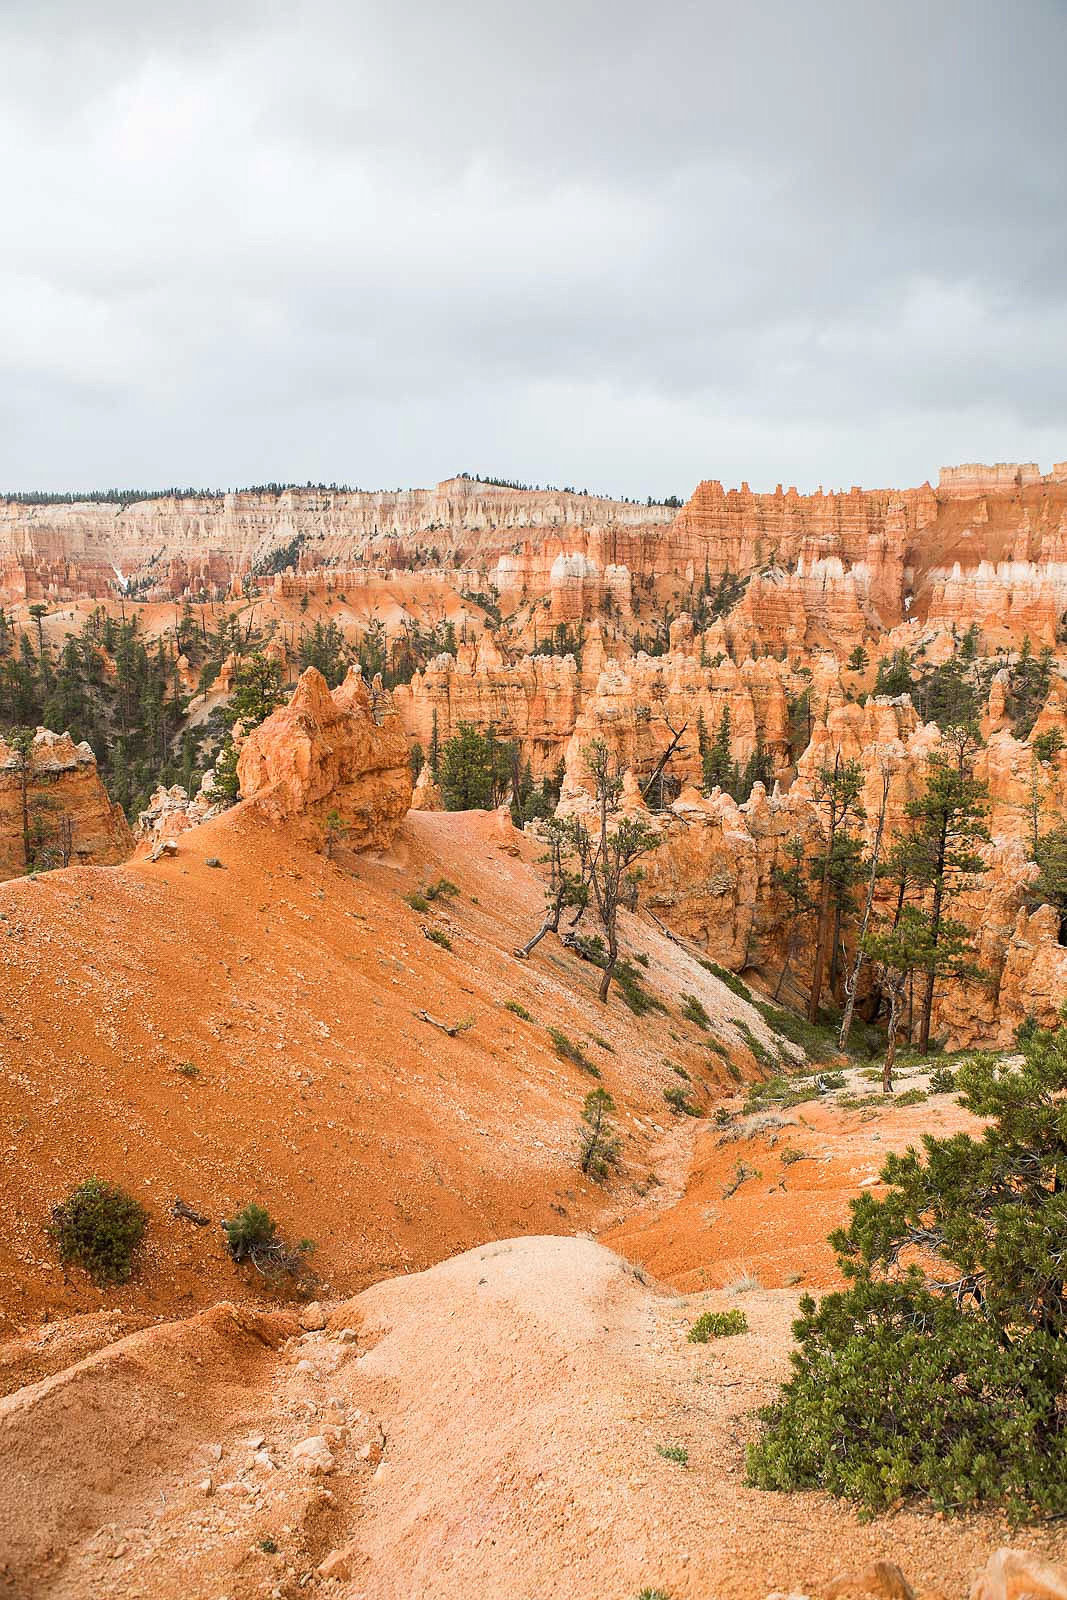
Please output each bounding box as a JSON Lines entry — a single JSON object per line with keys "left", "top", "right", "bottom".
{"left": 299, "top": 1301, "right": 326, "bottom": 1331}
{"left": 971, "top": 1550, "right": 1067, "bottom": 1600}
{"left": 826, "top": 1564, "right": 915, "bottom": 1600}
{"left": 318, "top": 1546, "right": 356, "bottom": 1582}
{"left": 291, "top": 1435, "right": 335, "bottom": 1475}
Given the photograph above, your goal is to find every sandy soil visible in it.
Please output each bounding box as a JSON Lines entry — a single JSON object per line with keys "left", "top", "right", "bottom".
{"left": 3, "top": 1234, "right": 1065, "bottom": 1600}
{"left": 605, "top": 1064, "right": 975, "bottom": 1291}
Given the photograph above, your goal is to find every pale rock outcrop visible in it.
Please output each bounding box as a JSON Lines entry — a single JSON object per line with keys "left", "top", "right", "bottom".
{"left": 236, "top": 666, "right": 412, "bottom": 849}
{"left": 970, "top": 1549, "right": 1067, "bottom": 1600}
{"left": 410, "top": 763, "right": 443, "bottom": 811}
{"left": 136, "top": 779, "right": 222, "bottom": 847}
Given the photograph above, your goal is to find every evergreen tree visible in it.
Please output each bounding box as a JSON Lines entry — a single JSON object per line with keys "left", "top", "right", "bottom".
{"left": 702, "top": 706, "right": 734, "bottom": 793}
{"left": 807, "top": 753, "right": 865, "bottom": 1022}
{"left": 902, "top": 728, "right": 990, "bottom": 1052}
{"left": 439, "top": 723, "right": 513, "bottom": 811}
{"left": 748, "top": 1024, "right": 1067, "bottom": 1517}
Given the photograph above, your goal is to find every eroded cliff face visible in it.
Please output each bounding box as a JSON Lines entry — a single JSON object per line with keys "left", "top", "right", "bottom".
{"left": 0, "top": 479, "right": 672, "bottom": 604}
{"left": 0, "top": 729, "right": 133, "bottom": 879}
{"left": 627, "top": 687, "right": 1067, "bottom": 1050}
{"left": 236, "top": 666, "right": 412, "bottom": 849}
{"left": 7, "top": 462, "right": 1067, "bottom": 651}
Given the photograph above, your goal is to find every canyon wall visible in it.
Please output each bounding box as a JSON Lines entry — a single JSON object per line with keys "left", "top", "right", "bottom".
{"left": 0, "top": 729, "right": 133, "bottom": 879}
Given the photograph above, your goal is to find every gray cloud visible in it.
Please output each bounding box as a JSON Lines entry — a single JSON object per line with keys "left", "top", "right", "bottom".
{"left": 2, "top": 0, "right": 1066, "bottom": 497}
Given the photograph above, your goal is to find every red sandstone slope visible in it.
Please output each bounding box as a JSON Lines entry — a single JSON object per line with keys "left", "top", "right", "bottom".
{"left": 0, "top": 798, "right": 779, "bottom": 1338}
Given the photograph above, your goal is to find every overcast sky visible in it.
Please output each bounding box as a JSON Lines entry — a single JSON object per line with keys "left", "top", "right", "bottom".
{"left": 2, "top": 0, "right": 1066, "bottom": 500}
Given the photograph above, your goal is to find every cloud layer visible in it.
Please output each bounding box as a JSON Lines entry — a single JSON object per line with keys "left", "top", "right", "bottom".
{"left": 3, "top": 0, "right": 1066, "bottom": 498}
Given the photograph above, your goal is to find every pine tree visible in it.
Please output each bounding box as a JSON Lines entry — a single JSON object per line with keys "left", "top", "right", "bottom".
{"left": 902, "top": 728, "right": 990, "bottom": 1052}
{"left": 702, "top": 706, "right": 734, "bottom": 793}
{"left": 807, "top": 753, "right": 865, "bottom": 1022}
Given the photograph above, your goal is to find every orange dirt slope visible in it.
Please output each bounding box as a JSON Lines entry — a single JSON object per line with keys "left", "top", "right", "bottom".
{"left": 0, "top": 800, "right": 773, "bottom": 1338}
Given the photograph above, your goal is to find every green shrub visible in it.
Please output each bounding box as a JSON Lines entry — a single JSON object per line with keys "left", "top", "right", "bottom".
{"left": 579, "top": 1087, "right": 620, "bottom": 1179}
{"left": 405, "top": 891, "right": 430, "bottom": 912}
{"left": 655, "top": 1443, "right": 689, "bottom": 1466}
{"left": 48, "top": 1178, "right": 148, "bottom": 1285}
{"left": 664, "top": 1085, "right": 698, "bottom": 1116}
{"left": 688, "top": 1308, "right": 748, "bottom": 1342}
{"left": 504, "top": 999, "right": 533, "bottom": 1021}
{"left": 175, "top": 1060, "right": 199, "bottom": 1079}
{"left": 424, "top": 878, "right": 459, "bottom": 901}
{"left": 634, "top": 952, "right": 650, "bottom": 967}
{"left": 223, "top": 1203, "right": 316, "bottom": 1283}
{"left": 668, "top": 1060, "right": 691, "bottom": 1080}
{"left": 589, "top": 1033, "right": 615, "bottom": 1053}
{"left": 780, "top": 1146, "right": 807, "bottom": 1166}
{"left": 680, "top": 993, "right": 711, "bottom": 1029}
{"left": 548, "top": 1026, "right": 599, "bottom": 1076}
{"left": 753, "top": 1000, "right": 842, "bottom": 1062}
{"left": 423, "top": 925, "right": 452, "bottom": 950}
{"left": 928, "top": 1064, "right": 956, "bottom": 1094}
{"left": 636, "top": 1591, "right": 671, "bottom": 1600}
{"left": 746, "top": 1030, "right": 1067, "bottom": 1518}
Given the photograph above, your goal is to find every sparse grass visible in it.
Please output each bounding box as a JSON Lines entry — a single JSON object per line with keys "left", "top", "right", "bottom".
{"left": 423, "top": 925, "right": 453, "bottom": 951}
{"left": 667, "top": 1059, "right": 691, "bottom": 1080}
{"left": 722, "top": 1161, "right": 761, "bottom": 1197}
{"left": 688, "top": 1308, "right": 748, "bottom": 1342}
{"left": 589, "top": 1034, "right": 615, "bottom": 1053}
{"left": 548, "top": 1026, "right": 600, "bottom": 1076}
{"left": 175, "top": 1060, "right": 199, "bottom": 1079}
{"left": 405, "top": 892, "right": 430, "bottom": 912}
{"left": 725, "top": 1270, "right": 762, "bottom": 1293}
{"left": 614, "top": 959, "right": 667, "bottom": 1017}
{"left": 504, "top": 999, "right": 533, "bottom": 1021}
{"left": 725, "top": 1059, "right": 742, "bottom": 1082}
{"left": 714, "top": 1106, "right": 733, "bottom": 1128}
{"left": 664, "top": 1085, "right": 699, "bottom": 1116}
{"left": 780, "top": 1146, "right": 808, "bottom": 1166}
{"left": 784, "top": 1270, "right": 805, "bottom": 1285}
{"left": 698, "top": 958, "right": 751, "bottom": 1000}
{"left": 742, "top": 1073, "right": 821, "bottom": 1114}
{"left": 680, "top": 993, "right": 711, "bottom": 1029}
{"left": 717, "top": 1110, "right": 797, "bottom": 1144}
{"left": 655, "top": 1443, "right": 689, "bottom": 1466}
{"left": 733, "top": 1019, "right": 780, "bottom": 1072}
{"left": 637, "top": 1589, "right": 672, "bottom": 1600}
{"left": 753, "top": 1000, "right": 842, "bottom": 1062}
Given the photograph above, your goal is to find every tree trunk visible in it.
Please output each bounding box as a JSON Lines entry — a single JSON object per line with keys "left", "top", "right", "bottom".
{"left": 919, "top": 834, "right": 946, "bottom": 1053}
{"left": 775, "top": 914, "right": 802, "bottom": 1001}
{"left": 807, "top": 848, "right": 835, "bottom": 1024}
{"left": 829, "top": 897, "right": 844, "bottom": 992}
{"left": 598, "top": 929, "right": 617, "bottom": 1004}
{"left": 883, "top": 980, "right": 902, "bottom": 1093}
{"left": 514, "top": 888, "right": 564, "bottom": 959}
{"left": 838, "top": 769, "right": 891, "bottom": 1051}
